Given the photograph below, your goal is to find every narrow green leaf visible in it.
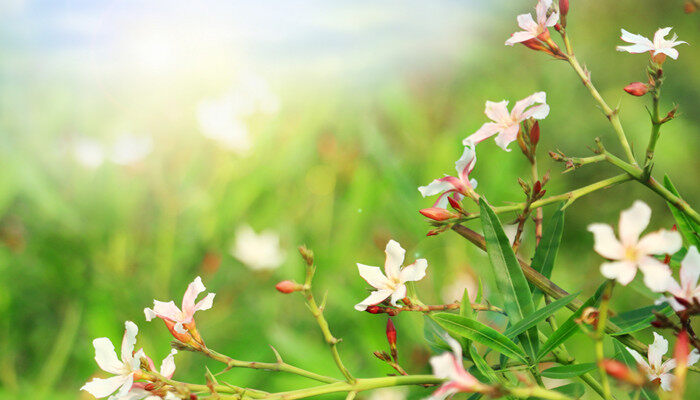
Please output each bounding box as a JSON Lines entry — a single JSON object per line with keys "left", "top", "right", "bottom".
{"left": 610, "top": 303, "right": 673, "bottom": 336}
{"left": 552, "top": 383, "right": 585, "bottom": 398}
{"left": 538, "top": 283, "right": 606, "bottom": 361}
{"left": 541, "top": 363, "right": 597, "bottom": 379}
{"left": 614, "top": 341, "right": 660, "bottom": 400}
{"left": 460, "top": 288, "right": 474, "bottom": 319}
{"left": 504, "top": 292, "right": 579, "bottom": 339}
{"left": 663, "top": 175, "right": 700, "bottom": 247}
{"left": 432, "top": 313, "right": 527, "bottom": 362}
{"left": 475, "top": 278, "right": 484, "bottom": 304}
{"left": 479, "top": 200, "right": 538, "bottom": 360}
{"left": 531, "top": 205, "right": 566, "bottom": 307}
{"left": 423, "top": 316, "right": 451, "bottom": 353}
{"left": 469, "top": 346, "right": 499, "bottom": 383}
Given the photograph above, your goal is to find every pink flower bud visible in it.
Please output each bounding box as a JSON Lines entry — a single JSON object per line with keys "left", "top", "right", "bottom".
{"left": 366, "top": 305, "right": 382, "bottom": 314}
{"left": 386, "top": 318, "right": 397, "bottom": 348}
{"left": 559, "top": 0, "right": 569, "bottom": 16}
{"left": 447, "top": 196, "right": 463, "bottom": 212}
{"left": 275, "top": 280, "right": 303, "bottom": 294}
{"left": 420, "top": 207, "right": 458, "bottom": 221}
{"left": 675, "top": 330, "right": 690, "bottom": 365}
{"left": 530, "top": 121, "right": 540, "bottom": 146}
{"left": 602, "top": 359, "right": 644, "bottom": 386}
{"left": 623, "top": 82, "right": 649, "bottom": 96}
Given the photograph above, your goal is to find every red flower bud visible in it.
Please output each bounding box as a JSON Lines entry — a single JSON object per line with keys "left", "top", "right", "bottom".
{"left": 275, "top": 280, "right": 303, "bottom": 294}
{"left": 559, "top": 0, "right": 569, "bottom": 16}
{"left": 623, "top": 82, "right": 649, "bottom": 96}
{"left": 529, "top": 121, "right": 540, "bottom": 146}
{"left": 602, "top": 359, "right": 644, "bottom": 386}
{"left": 533, "top": 181, "right": 542, "bottom": 195}
{"left": 675, "top": 330, "right": 690, "bottom": 366}
{"left": 366, "top": 305, "right": 382, "bottom": 314}
{"left": 144, "top": 383, "right": 156, "bottom": 391}
{"left": 419, "top": 207, "right": 458, "bottom": 221}
{"left": 386, "top": 318, "right": 397, "bottom": 348}
{"left": 447, "top": 196, "right": 463, "bottom": 212}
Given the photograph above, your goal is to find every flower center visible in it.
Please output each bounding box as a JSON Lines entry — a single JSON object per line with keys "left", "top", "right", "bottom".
{"left": 623, "top": 246, "right": 640, "bottom": 262}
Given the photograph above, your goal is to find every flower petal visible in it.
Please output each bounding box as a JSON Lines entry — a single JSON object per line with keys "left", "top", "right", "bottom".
{"left": 659, "top": 373, "right": 673, "bottom": 391}
{"left": 418, "top": 179, "right": 454, "bottom": 198}
{"left": 81, "top": 375, "right": 130, "bottom": 398}
{"left": 649, "top": 332, "right": 668, "bottom": 370}
{"left": 493, "top": 123, "right": 520, "bottom": 151}
{"left": 193, "top": 293, "right": 216, "bottom": 313}
{"left": 688, "top": 349, "right": 700, "bottom": 366}
{"left": 357, "top": 263, "right": 390, "bottom": 289}
{"left": 354, "top": 289, "right": 393, "bottom": 311}
{"left": 588, "top": 223, "right": 624, "bottom": 260}
{"left": 121, "top": 321, "right": 138, "bottom": 364}
{"left": 600, "top": 261, "right": 637, "bottom": 285}
{"left": 390, "top": 284, "right": 407, "bottom": 306}
{"left": 92, "top": 338, "right": 123, "bottom": 375}
{"left": 399, "top": 259, "right": 428, "bottom": 283}
{"left": 151, "top": 301, "right": 183, "bottom": 321}
{"left": 638, "top": 257, "right": 672, "bottom": 292}
{"left": 516, "top": 13, "right": 538, "bottom": 33}
{"left": 384, "top": 240, "right": 406, "bottom": 280}
{"left": 681, "top": 247, "right": 700, "bottom": 289}
{"left": 619, "top": 29, "right": 653, "bottom": 46}
{"left": 511, "top": 92, "right": 548, "bottom": 121}
{"left": 182, "top": 276, "right": 207, "bottom": 316}
{"left": 626, "top": 347, "right": 650, "bottom": 371}
{"left": 430, "top": 352, "right": 460, "bottom": 380}
{"left": 484, "top": 100, "right": 509, "bottom": 122}
{"left": 505, "top": 31, "right": 537, "bottom": 45}
{"left": 464, "top": 122, "right": 501, "bottom": 145}
{"left": 637, "top": 230, "right": 682, "bottom": 256}
{"left": 618, "top": 201, "right": 651, "bottom": 246}
{"left": 454, "top": 145, "right": 476, "bottom": 183}
{"left": 160, "top": 349, "right": 178, "bottom": 378}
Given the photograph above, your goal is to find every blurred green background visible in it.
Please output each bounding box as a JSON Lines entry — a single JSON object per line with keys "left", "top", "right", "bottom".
{"left": 0, "top": 0, "right": 698, "bottom": 399}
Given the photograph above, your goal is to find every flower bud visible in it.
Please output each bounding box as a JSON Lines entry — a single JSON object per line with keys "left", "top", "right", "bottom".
{"left": 576, "top": 307, "right": 599, "bottom": 326}
{"left": 420, "top": 207, "right": 458, "bottom": 221}
{"left": 386, "top": 318, "right": 397, "bottom": 348}
{"left": 447, "top": 196, "right": 463, "bottom": 213}
{"left": 144, "top": 383, "right": 156, "bottom": 391}
{"left": 623, "top": 82, "right": 649, "bottom": 96}
{"left": 275, "top": 280, "right": 303, "bottom": 294}
{"left": 529, "top": 121, "right": 540, "bottom": 146}
{"left": 373, "top": 351, "right": 391, "bottom": 362}
{"left": 298, "top": 245, "right": 314, "bottom": 266}
{"left": 366, "top": 305, "right": 382, "bottom": 314}
{"left": 559, "top": 0, "right": 569, "bottom": 16}
{"left": 602, "top": 359, "right": 644, "bottom": 386}
{"left": 533, "top": 180, "right": 542, "bottom": 196}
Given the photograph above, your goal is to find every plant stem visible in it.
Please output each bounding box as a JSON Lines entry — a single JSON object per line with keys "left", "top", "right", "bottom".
{"left": 595, "top": 281, "right": 615, "bottom": 400}
{"left": 531, "top": 157, "right": 543, "bottom": 244}
{"left": 364, "top": 301, "right": 502, "bottom": 316}
{"left": 644, "top": 89, "right": 662, "bottom": 170}
{"left": 146, "top": 369, "right": 269, "bottom": 399}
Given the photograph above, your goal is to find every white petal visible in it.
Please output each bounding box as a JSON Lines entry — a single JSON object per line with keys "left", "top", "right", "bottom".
{"left": 658, "top": 47, "right": 679, "bottom": 60}
{"left": 151, "top": 301, "right": 183, "bottom": 322}
{"left": 659, "top": 358, "right": 677, "bottom": 374}
{"left": 384, "top": 240, "right": 406, "bottom": 280}
{"left": 588, "top": 223, "right": 624, "bottom": 259}
{"left": 484, "top": 100, "right": 509, "bottom": 122}
{"left": 516, "top": 13, "right": 538, "bottom": 33}
{"left": 143, "top": 308, "right": 157, "bottom": 322}
{"left": 637, "top": 230, "right": 682, "bottom": 255}
{"left": 182, "top": 276, "right": 207, "bottom": 316}
{"left": 390, "top": 284, "right": 407, "bottom": 306}
{"left": 121, "top": 321, "right": 138, "bottom": 364}
{"left": 619, "top": 29, "right": 653, "bottom": 46}
{"left": 464, "top": 122, "right": 501, "bottom": 145}
{"left": 511, "top": 92, "right": 548, "bottom": 121}
{"left": 160, "top": 349, "right": 178, "bottom": 378}
{"left": 443, "top": 334, "right": 464, "bottom": 361}
{"left": 659, "top": 373, "right": 673, "bottom": 391}
{"left": 544, "top": 10, "right": 559, "bottom": 27}
{"left": 418, "top": 179, "right": 453, "bottom": 198}
{"left": 173, "top": 321, "right": 187, "bottom": 334}
{"left": 617, "top": 43, "right": 655, "bottom": 54}
{"left": 113, "top": 373, "right": 135, "bottom": 399}
{"left": 454, "top": 145, "right": 476, "bottom": 182}
{"left": 653, "top": 27, "right": 673, "bottom": 44}
{"left": 649, "top": 332, "right": 668, "bottom": 369}
{"left": 193, "top": 293, "right": 216, "bottom": 313}
{"left": 619, "top": 201, "right": 651, "bottom": 246}
{"left": 493, "top": 123, "right": 520, "bottom": 151}
{"left": 688, "top": 349, "right": 700, "bottom": 366}
{"left": 93, "top": 338, "right": 124, "bottom": 375}
{"left": 638, "top": 257, "right": 672, "bottom": 292}
{"left": 600, "top": 261, "right": 637, "bottom": 285}
{"left": 429, "top": 353, "right": 460, "bottom": 380}
{"left": 357, "top": 263, "right": 390, "bottom": 289}
{"left": 81, "top": 375, "right": 130, "bottom": 398}
{"left": 399, "top": 259, "right": 428, "bottom": 283}
{"left": 505, "top": 31, "right": 537, "bottom": 45}
{"left": 626, "top": 347, "right": 650, "bottom": 370}
{"left": 354, "top": 289, "right": 393, "bottom": 311}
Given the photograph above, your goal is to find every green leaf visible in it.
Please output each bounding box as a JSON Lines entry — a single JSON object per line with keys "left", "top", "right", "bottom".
{"left": 423, "top": 316, "right": 451, "bottom": 353}
{"left": 610, "top": 303, "right": 673, "bottom": 336}
{"left": 503, "top": 292, "right": 579, "bottom": 339}
{"left": 469, "top": 345, "right": 499, "bottom": 383}
{"left": 479, "top": 200, "right": 538, "bottom": 360}
{"left": 432, "top": 313, "right": 527, "bottom": 363}
{"left": 541, "top": 363, "right": 597, "bottom": 379}
{"left": 530, "top": 205, "right": 566, "bottom": 307}
{"left": 460, "top": 288, "right": 474, "bottom": 319}
{"left": 475, "top": 278, "right": 484, "bottom": 304}
{"left": 663, "top": 175, "right": 700, "bottom": 247}
{"left": 538, "top": 282, "right": 606, "bottom": 361}
{"left": 614, "top": 341, "right": 659, "bottom": 400}
{"left": 552, "top": 383, "right": 585, "bottom": 398}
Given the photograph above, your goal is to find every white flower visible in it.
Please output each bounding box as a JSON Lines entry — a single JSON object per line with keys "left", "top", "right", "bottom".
{"left": 428, "top": 335, "right": 487, "bottom": 400}
{"left": 588, "top": 200, "right": 681, "bottom": 291}
{"left": 110, "top": 134, "right": 153, "bottom": 165}
{"left": 120, "top": 350, "right": 178, "bottom": 400}
{"left": 144, "top": 276, "right": 216, "bottom": 334}
{"left": 73, "top": 138, "right": 105, "bottom": 169}
{"left": 81, "top": 321, "right": 146, "bottom": 399}
{"left": 658, "top": 246, "right": 700, "bottom": 311}
{"left": 231, "top": 225, "right": 285, "bottom": 271}
{"left": 463, "top": 92, "right": 549, "bottom": 151}
{"left": 354, "top": 240, "right": 427, "bottom": 311}
{"left": 617, "top": 27, "right": 687, "bottom": 61}
{"left": 418, "top": 143, "right": 477, "bottom": 208}
{"left": 505, "top": 0, "right": 558, "bottom": 46}
{"left": 626, "top": 332, "right": 700, "bottom": 391}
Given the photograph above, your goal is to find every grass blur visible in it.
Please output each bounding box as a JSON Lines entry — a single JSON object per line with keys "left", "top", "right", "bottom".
{"left": 1, "top": 1, "right": 699, "bottom": 399}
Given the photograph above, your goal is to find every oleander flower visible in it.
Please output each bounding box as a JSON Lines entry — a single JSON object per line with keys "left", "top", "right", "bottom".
{"left": 232, "top": 225, "right": 285, "bottom": 271}
{"left": 658, "top": 246, "right": 700, "bottom": 311}
{"left": 354, "top": 240, "right": 427, "bottom": 311}
{"left": 616, "top": 27, "right": 687, "bottom": 62}
{"left": 505, "top": 0, "right": 559, "bottom": 46}
{"left": 125, "top": 350, "right": 178, "bottom": 400}
{"left": 626, "top": 332, "right": 700, "bottom": 391}
{"left": 428, "top": 335, "right": 488, "bottom": 400}
{"left": 463, "top": 92, "right": 549, "bottom": 151}
{"left": 588, "top": 200, "right": 682, "bottom": 291}
{"left": 418, "top": 143, "right": 477, "bottom": 208}
{"left": 81, "top": 321, "right": 147, "bottom": 399}
{"left": 144, "top": 276, "right": 215, "bottom": 336}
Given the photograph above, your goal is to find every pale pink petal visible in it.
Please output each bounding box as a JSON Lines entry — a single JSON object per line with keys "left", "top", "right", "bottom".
{"left": 626, "top": 347, "right": 650, "bottom": 371}
{"left": 484, "top": 100, "right": 509, "bottom": 122}
{"left": 617, "top": 43, "right": 655, "bottom": 54}
{"left": 384, "top": 240, "right": 406, "bottom": 280}
{"left": 160, "top": 349, "right": 178, "bottom": 378}
{"left": 601, "top": 261, "right": 637, "bottom": 285}
{"left": 638, "top": 257, "right": 672, "bottom": 292}
{"left": 454, "top": 145, "right": 476, "bottom": 183}
{"left": 399, "top": 259, "right": 428, "bottom": 283}
{"left": 637, "top": 230, "right": 682, "bottom": 255}
{"left": 182, "top": 276, "right": 206, "bottom": 316}
{"left": 464, "top": 122, "right": 501, "bottom": 145}
{"left": 144, "top": 308, "right": 157, "bottom": 322}
{"left": 390, "top": 284, "right": 407, "bottom": 306}
{"left": 544, "top": 10, "right": 559, "bottom": 27}
{"left": 114, "top": 373, "right": 135, "bottom": 398}
{"left": 511, "top": 92, "right": 548, "bottom": 121}
{"left": 357, "top": 263, "right": 390, "bottom": 289}
{"left": 494, "top": 123, "right": 520, "bottom": 151}
{"left": 648, "top": 332, "right": 668, "bottom": 369}
{"left": 418, "top": 179, "right": 454, "bottom": 198}
{"left": 659, "top": 358, "right": 677, "bottom": 375}
{"left": 659, "top": 373, "right": 673, "bottom": 391}
{"left": 588, "top": 223, "right": 624, "bottom": 259}
{"left": 535, "top": 0, "right": 553, "bottom": 25}
{"left": 505, "top": 31, "right": 537, "bottom": 45}
{"left": 81, "top": 375, "right": 130, "bottom": 398}
{"left": 681, "top": 247, "right": 700, "bottom": 290}
{"left": 151, "top": 301, "right": 183, "bottom": 321}
{"left": 193, "top": 293, "right": 216, "bottom": 313}
{"left": 121, "top": 321, "right": 138, "bottom": 364}
{"left": 516, "top": 13, "right": 539, "bottom": 33}
{"left": 92, "top": 338, "right": 123, "bottom": 375}
{"left": 354, "top": 289, "right": 393, "bottom": 311}
{"left": 427, "top": 382, "right": 460, "bottom": 400}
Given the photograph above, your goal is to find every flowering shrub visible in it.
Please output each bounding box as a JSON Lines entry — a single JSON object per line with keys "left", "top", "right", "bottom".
{"left": 81, "top": 2, "right": 700, "bottom": 400}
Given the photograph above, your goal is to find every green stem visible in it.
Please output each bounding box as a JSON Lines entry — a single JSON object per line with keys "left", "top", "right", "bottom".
{"left": 146, "top": 369, "right": 269, "bottom": 399}
{"left": 644, "top": 90, "right": 662, "bottom": 170}
{"left": 507, "top": 386, "right": 572, "bottom": 400}
{"left": 595, "top": 281, "right": 615, "bottom": 400}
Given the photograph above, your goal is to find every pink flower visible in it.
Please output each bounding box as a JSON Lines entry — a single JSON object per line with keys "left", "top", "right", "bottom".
{"left": 659, "top": 246, "right": 700, "bottom": 311}
{"left": 428, "top": 335, "right": 488, "bottom": 400}
{"left": 418, "top": 143, "right": 477, "bottom": 208}
{"left": 144, "top": 276, "right": 215, "bottom": 337}
{"left": 464, "top": 92, "right": 549, "bottom": 151}
{"left": 616, "top": 27, "right": 687, "bottom": 62}
{"left": 588, "top": 201, "right": 682, "bottom": 291}
{"left": 626, "top": 332, "right": 700, "bottom": 391}
{"left": 354, "top": 240, "right": 427, "bottom": 311}
{"left": 127, "top": 350, "right": 178, "bottom": 400}
{"left": 81, "top": 321, "right": 147, "bottom": 399}
{"left": 505, "top": 0, "right": 559, "bottom": 46}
